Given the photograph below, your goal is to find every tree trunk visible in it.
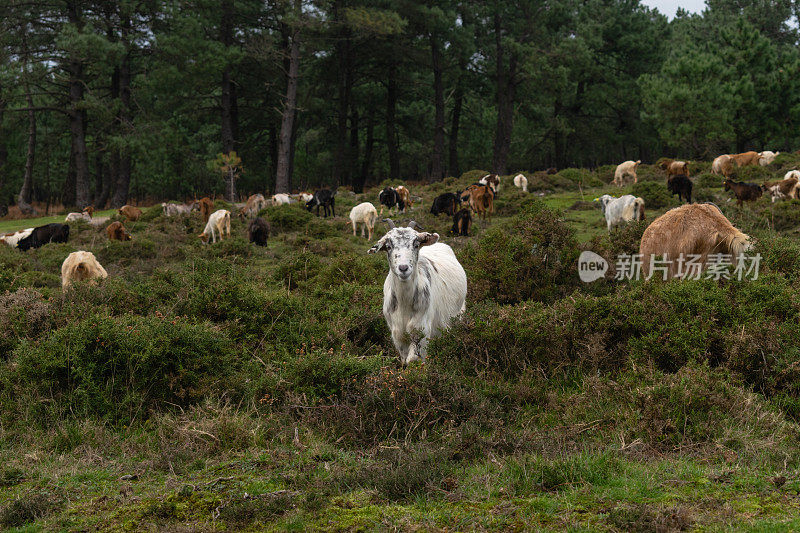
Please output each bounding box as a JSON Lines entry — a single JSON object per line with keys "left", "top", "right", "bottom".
{"left": 18, "top": 92, "right": 36, "bottom": 214}
{"left": 449, "top": 58, "right": 465, "bottom": 178}
{"left": 491, "top": 12, "right": 516, "bottom": 175}
{"left": 275, "top": 29, "right": 300, "bottom": 194}
{"left": 111, "top": 22, "right": 132, "bottom": 208}
{"left": 288, "top": 106, "right": 298, "bottom": 185}
{"left": 430, "top": 34, "right": 445, "bottom": 182}
{"left": 359, "top": 109, "right": 374, "bottom": 192}
{"left": 349, "top": 106, "right": 360, "bottom": 190}
{"left": 386, "top": 56, "right": 400, "bottom": 180}
{"left": 220, "top": 0, "right": 237, "bottom": 184}
{"left": 67, "top": 2, "right": 90, "bottom": 208}
{"left": 63, "top": 149, "right": 76, "bottom": 207}
{"left": 268, "top": 121, "right": 277, "bottom": 191}
{"left": 96, "top": 152, "right": 112, "bottom": 208}
{"left": 333, "top": 34, "right": 352, "bottom": 185}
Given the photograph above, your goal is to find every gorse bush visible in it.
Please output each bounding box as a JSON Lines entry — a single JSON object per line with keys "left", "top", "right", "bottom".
{"left": 631, "top": 181, "right": 672, "bottom": 209}
{"left": 461, "top": 200, "right": 579, "bottom": 304}
{"left": 4, "top": 314, "right": 238, "bottom": 425}
{"left": 261, "top": 204, "right": 313, "bottom": 232}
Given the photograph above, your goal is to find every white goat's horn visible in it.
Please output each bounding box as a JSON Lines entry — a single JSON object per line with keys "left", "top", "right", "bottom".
{"left": 383, "top": 218, "right": 396, "bottom": 229}
{"left": 408, "top": 220, "right": 423, "bottom": 231}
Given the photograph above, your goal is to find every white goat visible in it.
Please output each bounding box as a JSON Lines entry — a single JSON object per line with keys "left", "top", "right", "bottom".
{"left": 161, "top": 202, "right": 197, "bottom": 216}
{"left": 613, "top": 160, "right": 640, "bottom": 186}
{"left": 269, "top": 193, "right": 294, "bottom": 206}
{"left": 61, "top": 251, "right": 108, "bottom": 288}
{"left": 65, "top": 211, "right": 91, "bottom": 222}
{"left": 0, "top": 228, "right": 34, "bottom": 248}
{"left": 759, "top": 151, "right": 779, "bottom": 166}
{"left": 199, "top": 209, "right": 231, "bottom": 243}
{"left": 513, "top": 173, "right": 528, "bottom": 193}
{"left": 349, "top": 202, "right": 378, "bottom": 240}
{"left": 596, "top": 194, "right": 645, "bottom": 231}
{"left": 368, "top": 220, "right": 467, "bottom": 365}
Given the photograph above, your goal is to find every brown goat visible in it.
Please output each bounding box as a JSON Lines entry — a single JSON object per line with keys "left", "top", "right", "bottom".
{"left": 658, "top": 159, "right": 689, "bottom": 177}
{"left": 640, "top": 203, "right": 752, "bottom": 280}
{"left": 199, "top": 197, "right": 214, "bottom": 222}
{"left": 724, "top": 179, "right": 763, "bottom": 207}
{"left": 118, "top": 205, "right": 142, "bottom": 222}
{"left": 730, "top": 151, "right": 760, "bottom": 167}
{"left": 395, "top": 185, "right": 412, "bottom": 212}
{"left": 106, "top": 221, "right": 132, "bottom": 241}
{"left": 461, "top": 184, "right": 494, "bottom": 220}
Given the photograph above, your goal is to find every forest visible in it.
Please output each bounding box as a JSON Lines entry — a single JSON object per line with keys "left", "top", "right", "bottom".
{"left": 1, "top": 0, "right": 799, "bottom": 210}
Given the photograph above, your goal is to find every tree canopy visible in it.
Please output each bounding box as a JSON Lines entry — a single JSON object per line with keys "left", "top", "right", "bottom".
{"left": 0, "top": 0, "right": 797, "bottom": 207}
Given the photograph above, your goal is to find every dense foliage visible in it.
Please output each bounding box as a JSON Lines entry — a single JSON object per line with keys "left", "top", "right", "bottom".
{"left": 1, "top": 0, "right": 798, "bottom": 209}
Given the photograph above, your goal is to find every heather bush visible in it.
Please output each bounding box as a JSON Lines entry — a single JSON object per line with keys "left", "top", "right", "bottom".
{"left": 631, "top": 181, "right": 672, "bottom": 209}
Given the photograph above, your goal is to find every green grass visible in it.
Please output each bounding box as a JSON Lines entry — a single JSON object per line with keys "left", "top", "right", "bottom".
{"left": 0, "top": 209, "right": 118, "bottom": 233}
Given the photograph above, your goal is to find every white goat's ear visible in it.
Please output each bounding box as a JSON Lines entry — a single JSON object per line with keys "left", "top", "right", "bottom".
{"left": 416, "top": 232, "right": 439, "bottom": 247}
{"left": 368, "top": 236, "right": 389, "bottom": 254}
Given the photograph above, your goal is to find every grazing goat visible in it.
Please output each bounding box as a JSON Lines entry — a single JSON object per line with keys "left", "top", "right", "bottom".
{"left": 61, "top": 251, "right": 108, "bottom": 288}
{"left": 199, "top": 197, "right": 214, "bottom": 222}
{"left": 295, "top": 192, "right": 313, "bottom": 203}
{"left": 640, "top": 203, "right": 752, "bottom": 280}
{"left": 248, "top": 217, "right": 269, "bottom": 246}
{"left": 269, "top": 193, "right": 294, "bottom": 206}
{"left": 349, "top": 202, "right": 378, "bottom": 240}
{"left": 239, "top": 194, "right": 267, "bottom": 218}
{"left": 306, "top": 189, "right": 336, "bottom": 217}
{"left": 106, "top": 221, "right": 132, "bottom": 241}
{"left": 712, "top": 154, "right": 734, "bottom": 177}
{"left": 378, "top": 187, "right": 404, "bottom": 215}
{"left": 199, "top": 209, "right": 231, "bottom": 243}
{"left": 118, "top": 205, "right": 142, "bottom": 222}
{"left": 762, "top": 177, "right": 799, "bottom": 202}
{"left": 368, "top": 220, "right": 467, "bottom": 365}
{"left": 461, "top": 184, "right": 494, "bottom": 220}
{"left": 667, "top": 174, "right": 693, "bottom": 204}
{"left": 596, "top": 194, "right": 645, "bottom": 231}
{"left": 784, "top": 170, "right": 800, "bottom": 181}
{"left": 430, "top": 192, "right": 460, "bottom": 217}
{"left": 731, "top": 151, "right": 760, "bottom": 167}
{"left": 451, "top": 208, "right": 472, "bottom": 236}
{"left": 759, "top": 151, "right": 779, "bottom": 166}
{"left": 659, "top": 159, "right": 689, "bottom": 177}
{"left": 17, "top": 223, "right": 70, "bottom": 251}
{"left": 0, "top": 228, "right": 34, "bottom": 248}
{"left": 478, "top": 174, "right": 500, "bottom": 194}
{"left": 513, "top": 173, "right": 528, "bottom": 193}
{"left": 724, "top": 179, "right": 762, "bottom": 207}
{"left": 395, "top": 186, "right": 412, "bottom": 212}
{"left": 65, "top": 206, "right": 93, "bottom": 222}
{"left": 161, "top": 202, "right": 197, "bottom": 216}
{"left": 613, "top": 160, "right": 641, "bottom": 186}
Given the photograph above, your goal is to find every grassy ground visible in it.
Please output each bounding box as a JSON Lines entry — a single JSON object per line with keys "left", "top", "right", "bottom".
{"left": 3, "top": 161, "right": 800, "bottom": 531}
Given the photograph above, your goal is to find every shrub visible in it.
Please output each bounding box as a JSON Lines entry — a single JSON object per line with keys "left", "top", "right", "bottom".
{"left": 460, "top": 200, "right": 579, "bottom": 304}
{"left": 595, "top": 165, "right": 616, "bottom": 184}
{"left": 631, "top": 181, "right": 672, "bottom": 209}
{"left": 0, "top": 491, "right": 63, "bottom": 528}
{"left": 608, "top": 220, "right": 647, "bottom": 257}
{"left": 695, "top": 172, "right": 721, "bottom": 188}
{"left": 5, "top": 314, "right": 238, "bottom": 425}
{"left": 261, "top": 204, "right": 313, "bottom": 232}
{"left": 556, "top": 168, "right": 604, "bottom": 188}
{"left": 0, "top": 289, "right": 51, "bottom": 355}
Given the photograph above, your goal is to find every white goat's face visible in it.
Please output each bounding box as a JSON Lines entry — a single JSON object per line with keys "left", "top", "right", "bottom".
{"left": 368, "top": 228, "right": 439, "bottom": 282}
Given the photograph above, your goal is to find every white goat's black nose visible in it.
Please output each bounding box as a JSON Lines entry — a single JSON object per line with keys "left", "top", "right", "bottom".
{"left": 399, "top": 264, "right": 409, "bottom": 272}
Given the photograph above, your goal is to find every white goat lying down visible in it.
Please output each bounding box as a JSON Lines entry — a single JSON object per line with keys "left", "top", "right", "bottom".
{"left": 368, "top": 220, "right": 467, "bottom": 365}
{"left": 596, "top": 194, "right": 645, "bottom": 231}
{"left": 0, "top": 228, "right": 34, "bottom": 248}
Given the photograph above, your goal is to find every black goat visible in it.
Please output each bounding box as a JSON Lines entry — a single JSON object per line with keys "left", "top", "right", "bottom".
{"left": 430, "top": 192, "right": 460, "bottom": 216}
{"left": 378, "top": 187, "right": 404, "bottom": 215}
{"left": 305, "top": 189, "right": 336, "bottom": 217}
{"left": 451, "top": 208, "right": 472, "bottom": 236}
{"left": 667, "top": 174, "right": 693, "bottom": 204}
{"left": 17, "top": 223, "right": 70, "bottom": 251}
{"left": 248, "top": 217, "right": 270, "bottom": 246}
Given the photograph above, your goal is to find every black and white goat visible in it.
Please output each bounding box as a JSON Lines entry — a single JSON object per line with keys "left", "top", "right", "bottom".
{"left": 368, "top": 220, "right": 467, "bottom": 365}
{"left": 305, "top": 189, "right": 336, "bottom": 217}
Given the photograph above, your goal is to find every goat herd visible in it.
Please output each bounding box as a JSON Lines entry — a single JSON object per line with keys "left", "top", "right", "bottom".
{"left": 0, "top": 154, "right": 788, "bottom": 364}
